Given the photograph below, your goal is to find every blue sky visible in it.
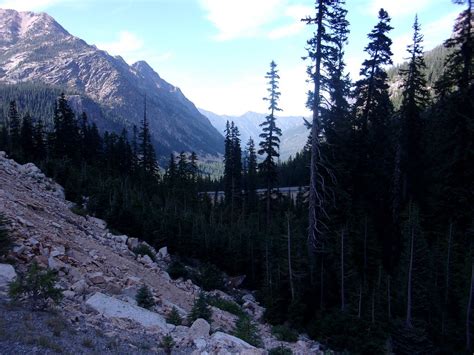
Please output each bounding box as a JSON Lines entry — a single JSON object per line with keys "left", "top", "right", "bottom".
{"left": 0, "top": 0, "right": 463, "bottom": 116}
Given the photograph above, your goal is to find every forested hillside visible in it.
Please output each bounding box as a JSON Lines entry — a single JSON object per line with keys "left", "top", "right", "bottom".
{"left": 0, "top": 1, "right": 472, "bottom": 354}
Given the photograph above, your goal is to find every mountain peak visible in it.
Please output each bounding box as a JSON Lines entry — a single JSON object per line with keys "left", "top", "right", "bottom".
{"left": 132, "top": 60, "right": 161, "bottom": 79}
{"left": 0, "top": 8, "right": 69, "bottom": 44}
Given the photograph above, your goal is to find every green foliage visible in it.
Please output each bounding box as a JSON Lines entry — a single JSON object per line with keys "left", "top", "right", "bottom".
{"left": 8, "top": 262, "right": 63, "bottom": 310}
{"left": 133, "top": 244, "right": 156, "bottom": 262}
{"left": 272, "top": 325, "right": 298, "bottom": 342}
{"left": 70, "top": 205, "right": 87, "bottom": 217}
{"left": 196, "top": 263, "right": 225, "bottom": 291}
{"left": 188, "top": 293, "right": 212, "bottom": 323}
{"left": 160, "top": 335, "right": 175, "bottom": 355}
{"left": 135, "top": 285, "right": 155, "bottom": 310}
{"left": 232, "top": 315, "right": 262, "bottom": 348}
{"left": 0, "top": 213, "right": 12, "bottom": 257}
{"left": 269, "top": 346, "right": 293, "bottom": 355}
{"left": 167, "top": 260, "right": 189, "bottom": 280}
{"left": 207, "top": 295, "right": 245, "bottom": 317}
{"left": 166, "top": 307, "right": 183, "bottom": 326}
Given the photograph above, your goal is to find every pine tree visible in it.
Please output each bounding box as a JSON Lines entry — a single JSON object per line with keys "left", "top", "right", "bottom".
{"left": 8, "top": 100, "right": 21, "bottom": 155}
{"left": 245, "top": 138, "right": 258, "bottom": 206}
{"left": 258, "top": 60, "right": 282, "bottom": 209}
{"left": 394, "top": 16, "right": 429, "bottom": 210}
{"left": 223, "top": 121, "right": 233, "bottom": 203}
{"left": 303, "top": 0, "right": 348, "bottom": 252}
{"left": 189, "top": 152, "right": 198, "bottom": 183}
{"left": 20, "top": 113, "right": 34, "bottom": 160}
{"left": 33, "top": 118, "right": 46, "bottom": 161}
{"left": 231, "top": 124, "right": 243, "bottom": 209}
{"left": 136, "top": 284, "right": 155, "bottom": 309}
{"left": 53, "top": 93, "right": 80, "bottom": 160}
{"left": 139, "top": 97, "right": 158, "bottom": 176}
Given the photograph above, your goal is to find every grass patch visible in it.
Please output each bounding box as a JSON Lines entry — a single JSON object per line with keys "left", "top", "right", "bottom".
{"left": 37, "top": 336, "right": 63, "bottom": 353}
{"left": 46, "top": 317, "right": 67, "bottom": 337}
{"left": 207, "top": 295, "right": 245, "bottom": 317}
{"left": 272, "top": 324, "right": 299, "bottom": 342}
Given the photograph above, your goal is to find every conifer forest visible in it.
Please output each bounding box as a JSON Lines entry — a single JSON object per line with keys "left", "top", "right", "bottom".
{"left": 0, "top": 0, "right": 473, "bottom": 353}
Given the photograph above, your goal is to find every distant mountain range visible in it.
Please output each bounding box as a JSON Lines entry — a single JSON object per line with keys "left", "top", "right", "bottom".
{"left": 199, "top": 109, "right": 308, "bottom": 160}
{"left": 0, "top": 8, "right": 223, "bottom": 159}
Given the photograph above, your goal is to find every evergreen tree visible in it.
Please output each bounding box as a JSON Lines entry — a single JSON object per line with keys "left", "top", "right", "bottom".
{"left": 394, "top": 16, "right": 429, "bottom": 211}
{"left": 20, "top": 113, "right": 35, "bottom": 160}
{"left": 8, "top": 100, "right": 21, "bottom": 155}
{"left": 33, "top": 118, "right": 46, "bottom": 161}
{"left": 53, "top": 93, "right": 80, "bottom": 160}
{"left": 139, "top": 97, "right": 158, "bottom": 176}
{"left": 223, "top": 120, "right": 233, "bottom": 203}
{"left": 258, "top": 60, "right": 282, "bottom": 204}
{"left": 303, "top": 0, "right": 348, "bottom": 251}
{"left": 245, "top": 138, "right": 258, "bottom": 206}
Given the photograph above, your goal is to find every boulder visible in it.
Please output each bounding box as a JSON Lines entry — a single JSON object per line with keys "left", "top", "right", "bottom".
{"left": 140, "top": 254, "right": 153, "bottom": 265}
{"left": 189, "top": 318, "right": 211, "bottom": 339}
{"left": 0, "top": 263, "right": 16, "bottom": 291}
{"left": 113, "top": 235, "right": 128, "bottom": 244}
{"left": 87, "top": 272, "right": 106, "bottom": 285}
{"left": 71, "top": 279, "right": 88, "bottom": 294}
{"left": 86, "top": 292, "right": 168, "bottom": 331}
{"left": 210, "top": 331, "right": 255, "bottom": 349}
{"left": 50, "top": 245, "right": 66, "bottom": 257}
{"left": 158, "top": 246, "right": 169, "bottom": 259}
{"left": 127, "top": 238, "right": 139, "bottom": 251}
{"left": 87, "top": 216, "right": 107, "bottom": 230}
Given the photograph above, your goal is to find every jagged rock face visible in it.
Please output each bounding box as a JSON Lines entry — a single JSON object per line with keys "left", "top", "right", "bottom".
{"left": 0, "top": 9, "right": 223, "bottom": 158}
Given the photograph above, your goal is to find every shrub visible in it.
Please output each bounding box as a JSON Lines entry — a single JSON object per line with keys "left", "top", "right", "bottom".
{"left": 0, "top": 213, "right": 12, "bottom": 257}
{"left": 9, "top": 262, "right": 63, "bottom": 310}
{"left": 207, "top": 295, "right": 245, "bottom": 317}
{"left": 70, "top": 205, "right": 87, "bottom": 217}
{"left": 272, "top": 325, "right": 299, "bottom": 342}
{"left": 233, "top": 315, "right": 262, "bottom": 347}
{"left": 160, "top": 334, "right": 175, "bottom": 355}
{"left": 167, "top": 260, "right": 189, "bottom": 280}
{"left": 269, "top": 345, "right": 293, "bottom": 355}
{"left": 133, "top": 244, "right": 156, "bottom": 262}
{"left": 197, "top": 262, "right": 225, "bottom": 291}
{"left": 188, "top": 292, "right": 212, "bottom": 323}
{"left": 166, "top": 306, "right": 183, "bottom": 325}
{"left": 135, "top": 284, "right": 155, "bottom": 309}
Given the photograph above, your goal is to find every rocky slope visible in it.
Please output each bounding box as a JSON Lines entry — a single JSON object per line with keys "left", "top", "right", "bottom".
{"left": 0, "top": 151, "right": 322, "bottom": 354}
{"left": 0, "top": 9, "right": 223, "bottom": 158}
{"left": 200, "top": 109, "right": 307, "bottom": 161}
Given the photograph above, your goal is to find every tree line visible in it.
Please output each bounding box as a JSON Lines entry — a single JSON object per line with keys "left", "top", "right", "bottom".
{"left": 0, "top": 0, "right": 472, "bottom": 353}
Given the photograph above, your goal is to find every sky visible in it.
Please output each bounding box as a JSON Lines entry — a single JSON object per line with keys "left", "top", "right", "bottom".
{"left": 0, "top": 0, "right": 463, "bottom": 116}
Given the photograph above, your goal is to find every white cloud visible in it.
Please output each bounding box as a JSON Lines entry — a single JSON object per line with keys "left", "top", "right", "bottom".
{"left": 0, "top": 0, "right": 66, "bottom": 11}
{"left": 97, "top": 31, "right": 172, "bottom": 66}
{"left": 268, "top": 4, "right": 312, "bottom": 39}
{"left": 367, "top": 0, "right": 431, "bottom": 17}
{"left": 200, "top": 0, "right": 286, "bottom": 41}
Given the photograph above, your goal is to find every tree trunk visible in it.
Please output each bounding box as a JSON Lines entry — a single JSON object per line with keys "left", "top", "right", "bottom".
{"left": 287, "top": 213, "right": 295, "bottom": 301}
{"left": 387, "top": 274, "right": 392, "bottom": 319}
{"left": 443, "top": 221, "right": 453, "bottom": 336}
{"left": 341, "top": 228, "right": 345, "bottom": 312}
{"left": 358, "top": 280, "right": 363, "bottom": 318}
{"left": 467, "top": 261, "right": 473, "bottom": 351}
{"left": 406, "top": 204, "right": 414, "bottom": 328}
{"left": 307, "top": 0, "right": 325, "bottom": 252}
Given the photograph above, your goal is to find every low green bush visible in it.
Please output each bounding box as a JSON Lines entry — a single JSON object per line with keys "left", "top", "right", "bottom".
{"left": 188, "top": 292, "right": 212, "bottom": 323}
{"left": 167, "top": 260, "right": 189, "bottom": 280}
{"left": 135, "top": 284, "right": 155, "bottom": 309}
{"left": 207, "top": 295, "right": 245, "bottom": 317}
{"left": 269, "top": 345, "right": 293, "bottom": 355}
{"left": 166, "top": 306, "right": 183, "bottom": 325}
{"left": 133, "top": 244, "right": 156, "bottom": 262}
{"left": 272, "top": 324, "right": 299, "bottom": 342}
{"left": 0, "top": 213, "right": 12, "bottom": 257}
{"left": 160, "top": 335, "right": 175, "bottom": 355}
{"left": 233, "top": 315, "right": 262, "bottom": 347}
{"left": 9, "top": 262, "right": 63, "bottom": 310}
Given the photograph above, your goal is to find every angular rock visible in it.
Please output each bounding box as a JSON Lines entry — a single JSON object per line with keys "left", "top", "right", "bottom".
{"left": 127, "top": 237, "right": 139, "bottom": 251}
{"left": 210, "top": 331, "right": 255, "bottom": 349}
{"left": 86, "top": 292, "right": 168, "bottom": 330}
{"left": 0, "top": 263, "right": 16, "bottom": 290}
{"left": 189, "top": 318, "right": 211, "bottom": 339}
{"left": 88, "top": 272, "right": 105, "bottom": 285}
{"left": 158, "top": 246, "right": 168, "bottom": 259}
{"left": 71, "top": 279, "right": 88, "bottom": 294}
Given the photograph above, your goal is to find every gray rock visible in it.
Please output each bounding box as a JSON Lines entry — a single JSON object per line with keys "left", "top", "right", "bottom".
{"left": 63, "top": 290, "right": 76, "bottom": 299}
{"left": 189, "top": 318, "right": 210, "bottom": 339}
{"left": 127, "top": 238, "right": 139, "bottom": 251}
{"left": 210, "top": 331, "right": 255, "bottom": 350}
{"left": 71, "top": 279, "right": 88, "bottom": 294}
{"left": 0, "top": 263, "right": 16, "bottom": 290}
{"left": 158, "top": 246, "right": 169, "bottom": 259}
{"left": 88, "top": 272, "right": 105, "bottom": 285}
{"left": 87, "top": 216, "right": 107, "bottom": 230}
{"left": 85, "top": 292, "right": 168, "bottom": 330}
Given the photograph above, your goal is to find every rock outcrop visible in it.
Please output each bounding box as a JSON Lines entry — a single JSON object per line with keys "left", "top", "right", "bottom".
{"left": 0, "top": 152, "right": 323, "bottom": 354}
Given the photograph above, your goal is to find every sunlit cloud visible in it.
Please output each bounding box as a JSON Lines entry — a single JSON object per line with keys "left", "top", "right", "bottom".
{"left": 0, "top": 0, "right": 73, "bottom": 11}
{"left": 268, "top": 5, "right": 312, "bottom": 40}
{"left": 367, "top": 0, "right": 432, "bottom": 17}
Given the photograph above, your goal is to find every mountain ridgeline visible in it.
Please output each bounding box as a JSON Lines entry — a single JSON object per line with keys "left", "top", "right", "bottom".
{"left": 0, "top": 9, "right": 223, "bottom": 159}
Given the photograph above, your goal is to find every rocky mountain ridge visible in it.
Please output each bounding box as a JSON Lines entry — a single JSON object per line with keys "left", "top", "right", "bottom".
{"left": 0, "top": 151, "right": 322, "bottom": 354}
{"left": 0, "top": 8, "right": 223, "bottom": 158}
{"left": 200, "top": 109, "right": 308, "bottom": 161}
